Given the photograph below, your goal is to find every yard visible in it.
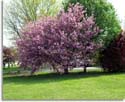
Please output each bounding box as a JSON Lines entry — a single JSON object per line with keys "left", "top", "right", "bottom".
{"left": 2, "top": 0, "right": 125, "bottom": 100}
{"left": 3, "top": 68, "right": 125, "bottom": 100}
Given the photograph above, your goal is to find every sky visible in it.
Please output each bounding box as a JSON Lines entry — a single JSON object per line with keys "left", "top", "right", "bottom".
{"left": 108, "top": 0, "right": 125, "bottom": 29}
{"left": 3, "top": 0, "right": 125, "bottom": 47}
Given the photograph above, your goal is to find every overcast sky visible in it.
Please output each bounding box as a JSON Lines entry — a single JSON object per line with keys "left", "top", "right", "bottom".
{"left": 108, "top": 0, "right": 125, "bottom": 29}
{"left": 3, "top": 0, "right": 125, "bottom": 47}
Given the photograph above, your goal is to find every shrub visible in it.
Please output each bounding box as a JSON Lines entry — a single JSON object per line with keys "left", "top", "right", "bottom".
{"left": 17, "top": 3, "right": 101, "bottom": 74}
{"left": 99, "top": 31, "right": 125, "bottom": 72}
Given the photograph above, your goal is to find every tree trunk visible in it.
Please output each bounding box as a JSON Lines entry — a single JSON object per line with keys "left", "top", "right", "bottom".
{"left": 8, "top": 62, "right": 10, "bottom": 68}
{"left": 64, "top": 68, "right": 69, "bottom": 74}
{"left": 3, "top": 63, "right": 5, "bottom": 68}
{"left": 30, "top": 67, "right": 37, "bottom": 75}
{"left": 52, "top": 64, "right": 58, "bottom": 73}
{"left": 83, "top": 67, "right": 87, "bottom": 73}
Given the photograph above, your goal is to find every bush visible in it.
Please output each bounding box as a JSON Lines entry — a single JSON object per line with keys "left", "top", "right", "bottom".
{"left": 99, "top": 31, "right": 125, "bottom": 72}
{"left": 17, "top": 3, "right": 101, "bottom": 74}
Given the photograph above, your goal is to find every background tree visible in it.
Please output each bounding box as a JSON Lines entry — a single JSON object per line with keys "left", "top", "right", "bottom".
{"left": 4, "top": 0, "right": 62, "bottom": 38}
{"left": 63, "top": 0, "right": 121, "bottom": 46}
{"left": 3, "top": 46, "right": 16, "bottom": 68}
{"left": 99, "top": 31, "right": 125, "bottom": 72}
{"left": 17, "top": 3, "right": 101, "bottom": 75}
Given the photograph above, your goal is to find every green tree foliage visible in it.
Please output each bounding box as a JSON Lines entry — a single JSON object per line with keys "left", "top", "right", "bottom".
{"left": 63, "top": 0, "right": 121, "bottom": 46}
{"left": 4, "top": 0, "right": 62, "bottom": 38}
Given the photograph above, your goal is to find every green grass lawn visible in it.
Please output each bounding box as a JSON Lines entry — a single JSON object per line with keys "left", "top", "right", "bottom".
{"left": 3, "top": 69, "right": 125, "bottom": 100}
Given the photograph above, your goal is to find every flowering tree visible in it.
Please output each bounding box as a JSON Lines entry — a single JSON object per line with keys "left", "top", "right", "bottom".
{"left": 17, "top": 3, "right": 101, "bottom": 74}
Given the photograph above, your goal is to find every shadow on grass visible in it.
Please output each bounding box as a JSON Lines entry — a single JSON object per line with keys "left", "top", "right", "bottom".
{"left": 3, "top": 71, "right": 125, "bottom": 85}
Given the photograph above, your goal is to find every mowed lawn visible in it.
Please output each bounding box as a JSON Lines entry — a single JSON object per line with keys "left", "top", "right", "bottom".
{"left": 3, "top": 69, "right": 125, "bottom": 100}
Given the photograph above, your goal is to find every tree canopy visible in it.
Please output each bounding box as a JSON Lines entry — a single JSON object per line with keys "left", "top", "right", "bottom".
{"left": 4, "top": 0, "right": 62, "bottom": 38}
{"left": 63, "top": 0, "right": 121, "bottom": 46}
{"left": 99, "top": 31, "right": 125, "bottom": 72}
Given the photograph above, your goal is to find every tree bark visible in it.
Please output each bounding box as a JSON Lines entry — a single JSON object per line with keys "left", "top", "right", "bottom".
{"left": 64, "top": 68, "right": 69, "bottom": 74}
